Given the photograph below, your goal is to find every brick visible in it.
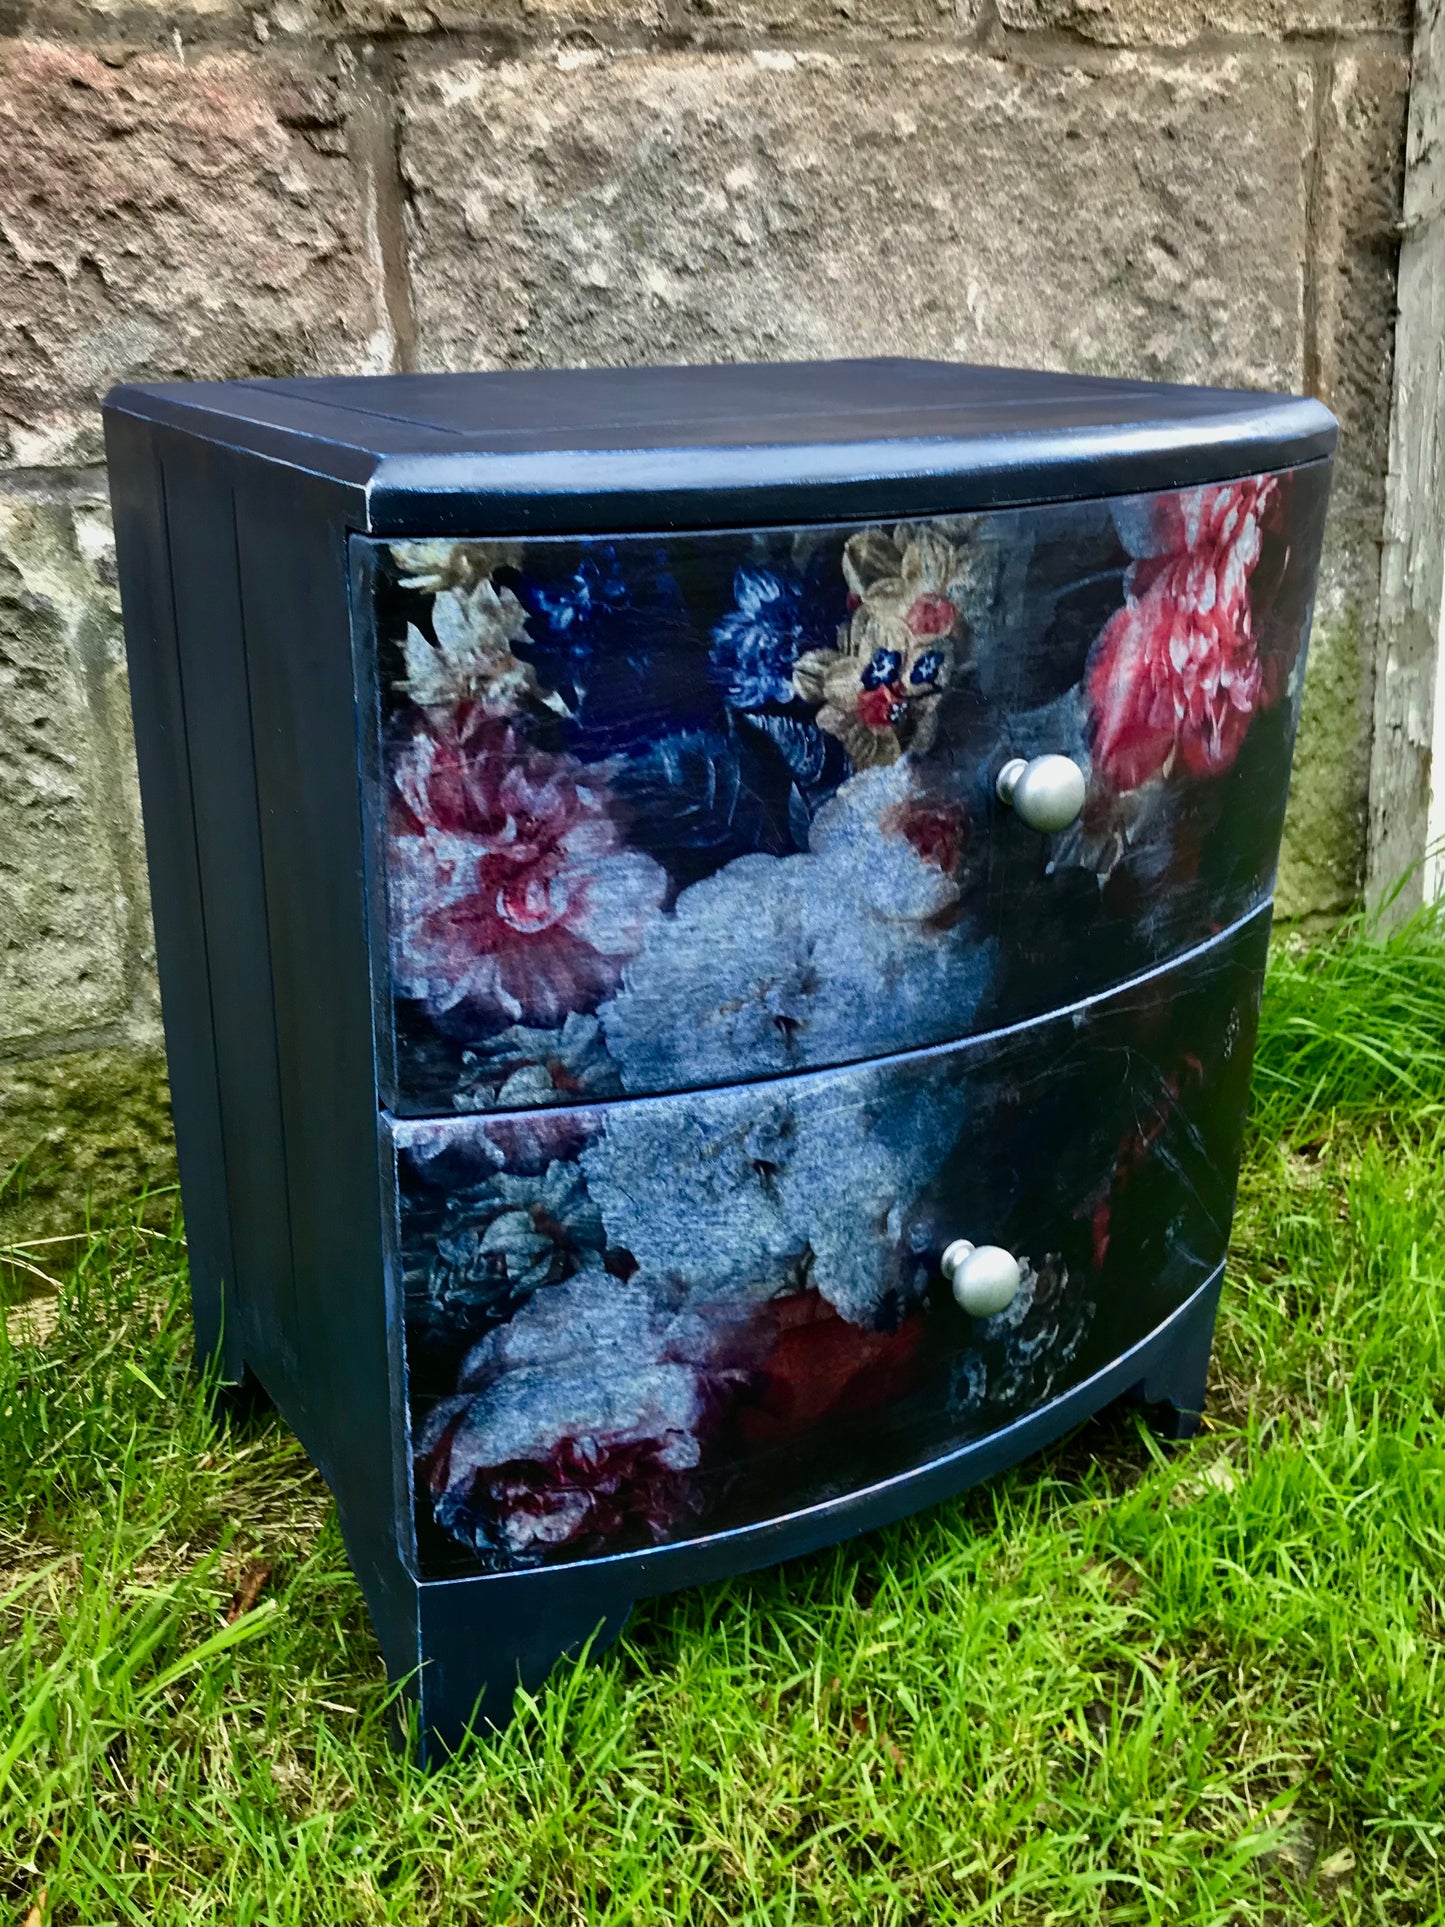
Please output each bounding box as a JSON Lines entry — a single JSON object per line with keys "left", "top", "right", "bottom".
{"left": 0, "top": 42, "right": 386, "bottom": 468}
{"left": 401, "top": 48, "right": 1311, "bottom": 394}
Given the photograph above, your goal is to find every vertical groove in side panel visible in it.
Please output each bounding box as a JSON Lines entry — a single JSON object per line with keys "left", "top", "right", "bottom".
{"left": 162, "top": 434, "right": 300, "bottom": 1385}
{"left": 104, "top": 412, "right": 242, "bottom": 1378}
{"left": 231, "top": 467, "right": 391, "bottom": 1513}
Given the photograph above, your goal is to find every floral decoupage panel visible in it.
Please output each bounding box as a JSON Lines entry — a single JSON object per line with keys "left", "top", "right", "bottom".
{"left": 364, "top": 462, "right": 1329, "bottom": 1116}
{"left": 395, "top": 904, "right": 1269, "bottom": 1579}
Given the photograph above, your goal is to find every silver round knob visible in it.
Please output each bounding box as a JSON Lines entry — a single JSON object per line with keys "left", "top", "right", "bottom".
{"left": 996, "top": 754, "right": 1087, "bottom": 833}
{"left": 941, "top": 1240, "right": 1022, "bottom": 1317}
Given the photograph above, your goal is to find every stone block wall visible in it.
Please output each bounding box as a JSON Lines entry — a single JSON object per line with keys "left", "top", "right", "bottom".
{"left": 0, "top": 0, "right": 1412, "bottom": 1235}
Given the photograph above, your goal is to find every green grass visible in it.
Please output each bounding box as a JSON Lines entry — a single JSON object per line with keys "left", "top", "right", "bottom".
{"left": 2, "top": 909, "right": 1444, "bottom": 1925}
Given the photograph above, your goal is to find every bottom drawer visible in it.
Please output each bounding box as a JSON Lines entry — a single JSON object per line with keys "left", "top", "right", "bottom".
{"left": 387, "top": 906, "right": 1269, "bottom": 1579}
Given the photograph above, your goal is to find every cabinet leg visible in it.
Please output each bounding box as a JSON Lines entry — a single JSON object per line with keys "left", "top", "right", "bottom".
{"left": 211, "top": 1363, "right": 272, "bottom": 1420}
{"left": 1128, "top": 1272, "right": 1223, "bottom": 1443}
{"left": 414, "top": 1579, "right": 634, "bottom": 1758}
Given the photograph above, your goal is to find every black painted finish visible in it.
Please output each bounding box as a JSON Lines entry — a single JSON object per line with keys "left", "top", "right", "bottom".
{"left": 103, "top": 358, "right": 1332, "bottom": 1752}
{"left": 107, "top": 358, "right": 1335, "bottom": 535}
{"left": 104, "top": 412, "right": 243, "bottom": 1381}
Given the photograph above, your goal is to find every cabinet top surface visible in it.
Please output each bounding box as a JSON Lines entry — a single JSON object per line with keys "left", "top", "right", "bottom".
{"left": 104, "top": 358, "right": 1336, "bottom": 528}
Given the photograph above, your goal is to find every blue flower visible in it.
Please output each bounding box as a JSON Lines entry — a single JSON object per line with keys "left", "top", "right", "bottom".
{"left": 710, "top": 567, "right": 815, "bottom": 710}
{"left": 514, "top": 545, "right": 700, "bottom": 758}
{"left": 521, "top": 546, "right": 645, "bottom": 645}
{"left": 861, "top": 647, "right": 903, "bottom": 691}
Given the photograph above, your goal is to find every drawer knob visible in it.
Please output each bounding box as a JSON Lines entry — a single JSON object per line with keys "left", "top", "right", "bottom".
{"left": 941, "top": 1240, "right": 1023, "bottom": 1317}
{"left": 997, "top": 754, "right": 1087, "bottom": 833}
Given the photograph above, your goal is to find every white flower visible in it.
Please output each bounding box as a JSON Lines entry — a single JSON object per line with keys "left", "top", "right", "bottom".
{"left": 417, "top": 1270, "right": 750, "bottom": 1557}
{"left": 400, "top": 579, "right": 569, "bottom": 718}
{"left": 598, "top": 761, "right": 995, "bottom": 1091}
{"left": 389, "top": 539, "right": 522, "bottom": 594}
{"left": 579, "top": 1054, "right": 964, "bottom": 1328}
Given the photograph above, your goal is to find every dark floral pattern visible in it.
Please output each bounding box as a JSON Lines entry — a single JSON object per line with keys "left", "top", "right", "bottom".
{"left": 359, "top": 470, "right": 1324, "bottom": 1574}
{"left": 388, "top": 713, "right": 667, "bottom": 1034}
{"left": 416, "top": 1272, "right": 753, "bottom": 1560}
{"left": 364, "top": 465, "right": 1328, "bottom": 1117}
{"left": 1089, "top": 478, "right": 1281, "bottom": 792}
{"left": 710, "top": 566, "right": 815, "bottom": 709}
{"left": 396, "top": 911, "right": 1269, "bottom": 1575}
{"left": 405, "top": 1159, "right": 607, "bottom": 1357}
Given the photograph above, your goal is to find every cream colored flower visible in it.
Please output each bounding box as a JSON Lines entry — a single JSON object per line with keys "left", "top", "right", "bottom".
{"left": 401, "top": 579, "right": 570, "bottom": 718}
{"left": 389, "top": 539, "right": 523, "bottom": 594}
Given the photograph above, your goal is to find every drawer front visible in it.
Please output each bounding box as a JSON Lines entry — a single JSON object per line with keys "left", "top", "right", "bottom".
{"left": 389, "top": 906, "right": 1268, "bottom": 1579}
{"left": 357, "top": 464, "right": 1326, "bottom": 1116}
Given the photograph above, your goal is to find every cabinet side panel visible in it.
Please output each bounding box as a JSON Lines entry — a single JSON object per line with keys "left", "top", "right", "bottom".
{"left": 230, "top": 467, "right": 408, "bottom": 1570}
{"left": 104, "top": 410, "right": 242, "bottom": 1378}
{"left": 161, "top": 433, "right": 300, "bottom": 1387}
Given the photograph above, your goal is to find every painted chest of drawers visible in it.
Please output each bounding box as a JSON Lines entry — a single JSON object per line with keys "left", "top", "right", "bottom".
{"left": 105, "top": 360, "right": 1334, "bottom": 1750}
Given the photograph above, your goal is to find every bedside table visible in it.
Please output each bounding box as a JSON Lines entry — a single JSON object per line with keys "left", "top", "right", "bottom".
{"left": 105, "top": 358, "right": 1333, "bottom": 1750}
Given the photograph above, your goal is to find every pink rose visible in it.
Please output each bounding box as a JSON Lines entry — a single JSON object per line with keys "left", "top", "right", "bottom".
{"left": 389, "top": 711, "right": 667, "bottom": 1033}
{"left": 1089, "top": 478, "right": 1279, "bottom": 793}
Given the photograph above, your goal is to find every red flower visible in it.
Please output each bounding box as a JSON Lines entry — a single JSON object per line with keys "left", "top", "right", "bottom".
{"left": 1089, "top": 479, "right": 1278, "bottom": 793}
{"left": 904, "top": 592, "right": 958, "bottom": 638}
{"left": 740, "top": 1290, "right": 924, "bottom": 1444}
{"left": 856, "top": 683, "right": 904, "bottom": 731}
{"left": 436, "top": 1430, "right": 707, "bottom": 1559}
{"left": 881, "top": 798, "right": 967, "bottom": 877}
{"left": 389, "top": 712, "right": 667, "bottom": 1033}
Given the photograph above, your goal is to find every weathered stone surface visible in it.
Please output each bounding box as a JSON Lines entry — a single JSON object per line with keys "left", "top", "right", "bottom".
{"left": 402, "top": 48, "right": 1310, "bottom": 393}
{"left": 16, "top": 0, "right": 268, "bottom": 30}
{"left": 1314, "top": 53, "right": 1410, "bottom": 530}
{"left": 1287, "top": 54, "right": 1409, "bottom": 915}
{"left": 0, "top": 42, "right": 386, "bottom": 468}
{"left": 0, "top": 1046, "right": 174, "bottom": 1246}
{"left": 1367, "top": 5, "right": 1445, "bottom": 914}
{"left": 674, "top": 0, "right": 964, "bottom": 42}
{"left": 1276, "top": 528, "right": 1374, "bottom": 920}
{"left": 995, "top": 0, "right": 1409, "bottom": 45}
{"left": 2, "top": 1, "right": 329, "bottom": 52}
{"left": 0, "top": 497, "right": 140, "bottom": 1048}
{"left": 331, "top": 0, "right": 664, "bottom": 32}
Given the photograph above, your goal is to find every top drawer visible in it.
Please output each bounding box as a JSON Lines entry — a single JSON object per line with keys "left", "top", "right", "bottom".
{"left": 357, "top": 461, "right": 1329, "bottom": 1115}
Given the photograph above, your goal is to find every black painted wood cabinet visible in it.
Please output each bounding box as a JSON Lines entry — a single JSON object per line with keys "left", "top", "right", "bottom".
{"left": 104, "top": 360, "right": 1334, "bottom": 1751}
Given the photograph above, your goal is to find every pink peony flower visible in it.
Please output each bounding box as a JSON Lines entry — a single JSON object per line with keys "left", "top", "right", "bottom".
{"left": 389, "top": 712, "right": 667, "bottom": 1033}
{"left": 1089, "top": 478, "right": 1279, "bottom": 793}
